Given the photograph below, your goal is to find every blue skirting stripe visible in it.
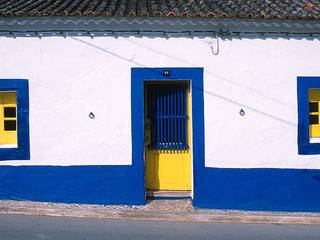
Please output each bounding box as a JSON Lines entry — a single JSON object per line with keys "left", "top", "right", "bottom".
{"left": 193, "top": 167, "right": 320, "bottom": 212}
{"left": 0, "top": 166, "right": 145, "bottom": 205}
{"left": 0, "top": 166, "right": 320, "bottom": 212}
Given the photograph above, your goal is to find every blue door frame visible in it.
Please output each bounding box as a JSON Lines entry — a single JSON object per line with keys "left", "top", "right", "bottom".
{"left": 131, "top": 68, "right": 205, "bottom": 202}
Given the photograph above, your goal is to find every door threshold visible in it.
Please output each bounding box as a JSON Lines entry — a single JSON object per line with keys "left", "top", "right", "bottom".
{"left": 147, "top": 190, "right": 191, "bottom": 200}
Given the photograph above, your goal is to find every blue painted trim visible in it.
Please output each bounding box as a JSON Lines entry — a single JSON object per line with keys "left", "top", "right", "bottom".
{"left": 297, "top": 76, "right": 320, "bottom": 155}
{"left": 131, "top": 67, "right": 205, "bottom": 201}
{"left": 0, "top": 165, "right": 319, "bottom": 210}
{"left": 0, "top": 166, "right": 145, "bottom": 205}
{"left": 0, "top": 79, "right": 30, "bottom": 160}
{"left": 193, "top": 167, "right": 320, "bottom": 212}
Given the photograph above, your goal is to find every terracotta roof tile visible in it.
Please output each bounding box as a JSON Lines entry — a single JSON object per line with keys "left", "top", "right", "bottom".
{"left": 0, "top": 0, "right": 319, "bottom": 20}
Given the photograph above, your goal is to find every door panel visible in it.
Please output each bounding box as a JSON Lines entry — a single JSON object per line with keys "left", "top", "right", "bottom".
{"left": 145, "top": 149, "right": 191, "bottom": 190}
{"left": 145, "top": 82, "right": 191, "bottom": 190}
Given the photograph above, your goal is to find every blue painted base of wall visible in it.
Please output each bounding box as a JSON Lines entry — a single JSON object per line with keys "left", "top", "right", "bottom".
{"left": 1, "top": 166, "right": 320, "bottom": 212}
{"left": 193, "top": 168, "right": 320, "bottom": 212}
{"left": 0, "top": 166, "right": 145, "bottom": 205}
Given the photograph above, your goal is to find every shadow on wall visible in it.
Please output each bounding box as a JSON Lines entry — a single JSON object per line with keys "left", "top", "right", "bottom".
{"left": 126, "top": 38, "right": 295, "bottom": 110}
{"left": 71, "top": 37, "right": 296, "bottom": 128}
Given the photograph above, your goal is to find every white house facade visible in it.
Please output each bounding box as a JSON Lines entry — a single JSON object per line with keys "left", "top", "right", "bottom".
{"left": 0, "top": 0, "right": 320, "bottom": 211}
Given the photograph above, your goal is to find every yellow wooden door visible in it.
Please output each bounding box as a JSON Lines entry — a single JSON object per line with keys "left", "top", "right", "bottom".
{"left": 0, "top": 92, "right": 18, "bottom": 146}
{"left": 145, "top": 82, "right": 191, "bottom": 190}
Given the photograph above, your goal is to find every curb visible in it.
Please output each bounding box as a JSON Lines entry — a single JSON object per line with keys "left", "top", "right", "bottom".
{"left": 0, "top": 205, "right": 320, "bottom": 225}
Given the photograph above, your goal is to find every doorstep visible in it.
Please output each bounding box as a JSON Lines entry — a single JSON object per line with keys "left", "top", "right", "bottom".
{"left": 146, "top": 190, "right": 191, "bottom": 199}
{"left": 0, "top": 199, "right": 320, "bottom": 225}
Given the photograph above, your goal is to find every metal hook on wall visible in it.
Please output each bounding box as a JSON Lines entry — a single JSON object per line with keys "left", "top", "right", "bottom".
{"left": 209, "top": 33, "right": 220, "bottom": 56}
{"left": 89, "top": 112, "right": 95, "bottom": 119}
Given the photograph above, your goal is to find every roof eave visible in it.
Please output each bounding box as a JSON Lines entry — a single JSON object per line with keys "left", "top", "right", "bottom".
{"left": 0, "top": 16, "right": 320, "bottom": 36}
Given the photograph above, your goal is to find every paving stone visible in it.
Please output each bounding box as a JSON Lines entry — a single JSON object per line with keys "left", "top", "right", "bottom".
{"left": 1, "top": 199, "right": 320, "bottom": 222}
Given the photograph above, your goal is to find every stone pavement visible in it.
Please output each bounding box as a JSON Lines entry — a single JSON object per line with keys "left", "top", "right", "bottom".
{"left": 0, "top": 199, "right": 319, "bottom": 225}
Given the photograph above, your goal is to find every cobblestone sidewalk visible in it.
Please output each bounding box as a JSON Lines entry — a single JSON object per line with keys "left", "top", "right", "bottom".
{"left": 0, "top": 199, "right": 319, "bottom": 225}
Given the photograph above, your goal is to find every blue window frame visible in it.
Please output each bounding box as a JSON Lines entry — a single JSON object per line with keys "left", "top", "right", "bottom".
{"left": 297, "top": 76, "right": 320, "bottom": 155}
{"left": 0, "top": 79, "right": 30, "bottom": 160}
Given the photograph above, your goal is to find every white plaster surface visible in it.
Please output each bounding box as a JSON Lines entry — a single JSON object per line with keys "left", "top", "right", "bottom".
{"left": 0, "top": 36, "right": 319, "bottom": 168}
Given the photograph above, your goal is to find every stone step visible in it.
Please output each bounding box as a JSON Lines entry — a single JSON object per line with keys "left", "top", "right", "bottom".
{"left": 147, "top": 190, "right": 191, "bottom": 199}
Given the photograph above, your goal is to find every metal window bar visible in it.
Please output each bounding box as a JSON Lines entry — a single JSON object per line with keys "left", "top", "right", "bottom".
{"left": 148, "top": 83, "right": 188, "bottom": 150}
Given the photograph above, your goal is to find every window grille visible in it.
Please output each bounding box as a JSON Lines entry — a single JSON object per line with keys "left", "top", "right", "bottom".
{"left": 146, "top": 83, "right": 189, "bottom": 150}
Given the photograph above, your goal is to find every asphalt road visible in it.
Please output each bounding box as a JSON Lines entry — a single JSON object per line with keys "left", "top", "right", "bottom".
{"left": 0, "top": 214, "right": 320, "bottom": 240}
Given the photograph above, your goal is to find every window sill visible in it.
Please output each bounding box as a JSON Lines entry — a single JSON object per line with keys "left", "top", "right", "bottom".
{"left": 310, "top": 138, "right": 320, "bottom": 143}
{"left": 0, "top": 144, "right": 17, "bottom": 149}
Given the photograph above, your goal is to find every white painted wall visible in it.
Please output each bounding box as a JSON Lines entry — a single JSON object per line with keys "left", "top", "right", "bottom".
{"left": 0, "top": 35, "right": 319, "bottom": 168}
